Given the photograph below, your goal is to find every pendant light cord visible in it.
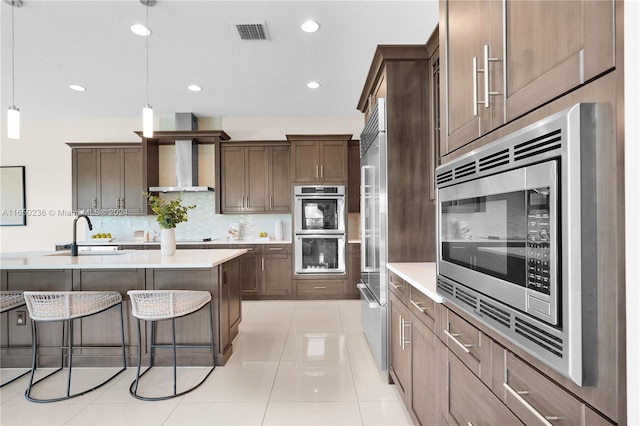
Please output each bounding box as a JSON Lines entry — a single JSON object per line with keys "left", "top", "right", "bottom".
{"left": 145, "top": 4, "right": 149, "bottom": 105}
{"left": 11, "top": 4, "right": 15, "bottom": 106}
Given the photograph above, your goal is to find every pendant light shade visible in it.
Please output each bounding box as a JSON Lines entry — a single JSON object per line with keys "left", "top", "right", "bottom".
{"left": 7, "top": 106, "right": 20, "bottom": 140}
{"left": 143, "top": 104, "right": 153, "bottom": 137}
{"left": 5, "top": 0, "right": 23, "bottom": 140}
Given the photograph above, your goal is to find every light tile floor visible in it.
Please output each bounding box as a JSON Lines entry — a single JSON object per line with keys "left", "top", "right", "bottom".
{"left": 0, "top": 300, "right": 413, "bottom": 425}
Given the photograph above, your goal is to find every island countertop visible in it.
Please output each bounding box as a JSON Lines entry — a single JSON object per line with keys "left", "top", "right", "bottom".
{"left": 0, "top": 248, "right": 248, "bottom": 270}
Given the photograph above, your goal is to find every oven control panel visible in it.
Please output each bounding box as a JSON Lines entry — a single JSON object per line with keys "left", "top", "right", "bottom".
{"left": 527, "top": 188, "right": 551, "bottom": 295}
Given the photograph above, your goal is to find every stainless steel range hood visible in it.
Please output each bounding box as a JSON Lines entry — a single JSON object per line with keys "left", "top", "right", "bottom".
{"left": 149, "top": 113, "right": 214, "bottom": 192}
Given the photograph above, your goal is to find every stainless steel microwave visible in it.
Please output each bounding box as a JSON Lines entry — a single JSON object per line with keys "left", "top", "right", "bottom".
{"left": 435, "top": 103, "right": 610, "bottom": 386}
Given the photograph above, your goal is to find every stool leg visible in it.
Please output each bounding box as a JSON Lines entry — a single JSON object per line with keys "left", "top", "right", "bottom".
{"left": 209, "top": 301, "right": 215, "bottom": 367}
{"left": 66, "top": 319, "right": 73, "bottom": 397}
{"left": 149, "top": 320, "right": 155, "bottom": 368}
{"left": 119, "top": 303, "right": 126, "bottom": 369}
{"left": 172, "top": 318, "right": 177, "bottom": 396}
{"left": 25, "top": 320, "right": 38, "bottom": 399}
{"left": 132, "top": 318, "right": 142, "bottom": 396}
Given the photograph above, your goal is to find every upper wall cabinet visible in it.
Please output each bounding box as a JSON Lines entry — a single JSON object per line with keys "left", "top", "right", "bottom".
{"left": 503, "top": 0, "right": 615, "bottom": 122}
{"left": 220, "top": 142, "right": 291, "bottom": 214}
{"left": 287, "top": 135, "right": 350, "bottom": 183}
{"left": 347, "top": 140, "right": 361, "bottom": 212}
{"left": 440, "top": 0, "right": 615, "bottom": 156}
{"left": 70, "top": 144, "right": 145, "bottom": 215}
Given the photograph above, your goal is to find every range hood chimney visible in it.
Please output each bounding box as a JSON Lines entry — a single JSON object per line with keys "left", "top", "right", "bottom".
{"left": 149, "top": 113, "right": 214, "bottom": 192}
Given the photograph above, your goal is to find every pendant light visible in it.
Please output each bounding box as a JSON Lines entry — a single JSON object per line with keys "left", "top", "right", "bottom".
{"left": 141, "top": 0, "right": 155, "bottom": 137}
{"left": 4, "top": 0, "right": 23, "bottom": 140}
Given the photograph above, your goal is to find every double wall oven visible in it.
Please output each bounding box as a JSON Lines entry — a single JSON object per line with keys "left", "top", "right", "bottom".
{"left": 294, "top": 185, "right": 346, "bottom": 275}
{"left": 436, "top": 104, "right": 608, "bottom": 386}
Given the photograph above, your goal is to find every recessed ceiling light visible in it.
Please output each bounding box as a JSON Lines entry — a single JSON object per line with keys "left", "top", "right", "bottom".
{"left": 69, "top": 85, "right": 86, "bottom": 92}
{"left": 187, "top": 84, "right": 202, "bottom": 92}
{"left": 301, "top": 20, "right": 320, "bottom": 33}
{"left": 307, "top": 81, "right": 321, "bottom": 89}
{"left": 130, "top": 24, "right": 151, "bottom": 36}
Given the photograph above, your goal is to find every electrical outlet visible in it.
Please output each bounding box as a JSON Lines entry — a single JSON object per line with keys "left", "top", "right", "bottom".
{"left": 126, "top": 221, "right": 132, "bottom": 228}
{"left": 16, "top": 311, "right": 26, "bottom": 326}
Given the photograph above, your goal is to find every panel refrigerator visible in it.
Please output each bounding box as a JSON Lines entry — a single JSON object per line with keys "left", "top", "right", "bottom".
{"left": 357, "top": 98, "right": 388, "bottom": 374}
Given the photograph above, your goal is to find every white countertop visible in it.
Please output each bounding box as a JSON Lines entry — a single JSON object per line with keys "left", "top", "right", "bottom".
{"left": 0, "top": 249, "right": 247, "bottom": 270}
{"left": 386, "top": 262, "right": 443, "bottom": 303}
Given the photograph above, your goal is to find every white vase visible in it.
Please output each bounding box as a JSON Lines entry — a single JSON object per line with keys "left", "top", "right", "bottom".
{"left": 160, "top": 228, "right": 176, "bottom": 256}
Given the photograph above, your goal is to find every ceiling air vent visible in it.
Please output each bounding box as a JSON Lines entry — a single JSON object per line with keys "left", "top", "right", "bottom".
{"left": 235, "top": 23, "right": 270, "bottom": 40}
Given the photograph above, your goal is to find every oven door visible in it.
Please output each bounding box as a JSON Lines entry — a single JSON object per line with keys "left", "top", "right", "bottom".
{"left": 295, "top": 234, "right": 346, "bottom": 274}
{"left": 294, "top": 195, "right": 346, "bottom": 234}
{"left": 438, "top": 160, "right": 558, "bottom": 325}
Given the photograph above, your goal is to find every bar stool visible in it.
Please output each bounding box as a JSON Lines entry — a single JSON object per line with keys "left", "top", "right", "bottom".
{"left": 0, "top": 291, "right": 30, "bottom": 387}
{"left": 22, "top": 291, "right": 126, "bottom": 403}
{"left": 127, "top": 290, "right": 215, "bottom": 401}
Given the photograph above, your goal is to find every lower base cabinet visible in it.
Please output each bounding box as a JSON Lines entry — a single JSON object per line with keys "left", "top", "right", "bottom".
{"left": 410, "top": 316, "right": 439, "bottom": 426}
{"left": 262, "top": 248, "right": 293, "bottom": 297}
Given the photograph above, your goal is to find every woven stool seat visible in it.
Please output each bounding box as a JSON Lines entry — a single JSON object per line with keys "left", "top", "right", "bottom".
{"left": 22, "top": 291, "right": 126, "bottom": 403}
{"left": 23, "top": 291, "right": 122, "bottom": 321}
{"left": 0, "top": 291, "right": 26, "bottom": 313}
{"left": 127, "top": 289, "right": 215, "bottom": 401}
{"left": 128, "top": 290, "right": 212, "bottom": 320}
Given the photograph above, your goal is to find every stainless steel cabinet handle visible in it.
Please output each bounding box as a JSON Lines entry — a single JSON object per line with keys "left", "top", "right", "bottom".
{"left": 92, "top": 198, "right": 97, "bottom": 209}
{"left": 269, "top": 196, "right": 273, "bottom": 209}
{"left": 320, "top": 164, "right": 324, "bottom": 178}
{"left": 483, "top": 44, "right": 501, "bottom": 108}
{"left": 503, "top": 382, "right": 556, "bottom": 426}
{"left": 316, "top": 165, "right": 319, "bottom": 178}
{"left": 400, "top": 315, "right": 404, "bottom": 347}
{"left": 444, "top": 329, "right": 473, "bottom": 353}
{"left": 389, "top": 281, "right": 403, "bottom": 290}
{"left": 467, "top": 423, "right": 474, "bottom": 426}
{"left": 313, "top": 286, "right": 327, "bottom": 289}
{"left": 473, "top": 56, "right": 479, "bottom": 116}
{"left": 268, "top": 247, "right": 283, "bottom": 251}
{"left": 261, "top": 257, "right": 265, "bottom": 271}
{"left": 120, "top": 198, "right": 124, "bottom": 208}
{"left": 410, "top": 299, "right": 427, "bottom": 313}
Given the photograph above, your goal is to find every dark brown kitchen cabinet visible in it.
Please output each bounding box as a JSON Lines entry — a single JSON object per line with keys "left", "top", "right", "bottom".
{"left": 389, "top": 291, "right": 411, "bottom": 403}
{"left": 347, "top": 141, "right": 361, "bottom": 212}
{"left": 442, "top": 343, "right": 524, "bottom": 426}
{"left": 71, "top": 145, "right": 145, "bottom": 215}
{"left": 504, "top": 0, "right": 615, "bottom": 122}
{"left": 410, "top": 313, "right": 440, "bottom": 426}
{"left": 234, "top": 245, "right": 261, "bottom": 297}
{"left": 261, "top": 244, "right": 292, "bottom": 297}
{"left": 346, "top": 243, "right": 361, "bottom": 296}
{"left": 440, "top": 0, "right": 503, "bottom": 155}
{"left": 287, "top": 135, "right": 350, "bottom": 183}
{"left": 220, "top": 143, "right": 291, "bottom": 214}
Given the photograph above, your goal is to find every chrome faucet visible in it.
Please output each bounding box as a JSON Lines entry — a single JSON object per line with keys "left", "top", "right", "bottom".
{"left": 71, "top": 214, "right": 93, "bottom": 256}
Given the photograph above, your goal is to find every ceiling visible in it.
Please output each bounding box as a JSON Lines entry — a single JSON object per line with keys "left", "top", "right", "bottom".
{"left": 0, "top": 1, "right": 439, "bottom": 121}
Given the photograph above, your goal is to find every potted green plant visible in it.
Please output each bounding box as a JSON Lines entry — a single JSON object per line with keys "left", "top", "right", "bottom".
{"left": 144, "top": 193, "right": 195, "bottom": 255}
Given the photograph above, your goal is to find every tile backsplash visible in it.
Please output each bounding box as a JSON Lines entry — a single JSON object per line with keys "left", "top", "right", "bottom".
{"left": 90, "top": 192, "right": 292, "bottom": 242}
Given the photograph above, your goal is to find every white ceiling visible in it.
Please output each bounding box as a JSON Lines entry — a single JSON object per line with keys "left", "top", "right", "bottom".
{"left": 0, "top": 0, "right": 439, "bottom": 121}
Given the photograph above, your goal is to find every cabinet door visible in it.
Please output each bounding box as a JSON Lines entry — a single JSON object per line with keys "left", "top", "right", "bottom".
{"left": 319, "top": 140, "right": 348, "bottom": 182}
{"left": 348, "top": 142, "right": 361, "bottom": 212}
{"left": 268, "top": 145, "right": 291, "bottom": 212}
{"left": 97, "top": 148, "right": 120, "bottom": 210}
{"left": 72, "top": 148, "right": 98, "bottom": 211}
{"left": 291, "top": 141, "right": 321, "bottom": 182}
{"left": 120, "top": 147, "right": 144, "bottom": 214}
{"left": 410, "top": 317, "right": 439, "bottom": 426}
{"left": 245, "top": 146, "right": 269, "bottom": 212}
{"left": 347, "top": 243, "right": 361, "bottom": 296}
{"left": 238, "top": 249, "right": 260, "bottom": 297}
{"left": 444, "top": 347, "right": 524, "bottom": 426}
{"left": 505, "top": 0, "right": 615, "bottom": 121}
{"left": 389, "top": 292, "right": 411, "bottom": 403}
{"left": 220, "top": 146, "right": 246, "bottom": 213}
{"left": 262, "top": 251, "right": 293, "bottom": 296}
{"left": 444, "top": 0, "right": 503, "bottom": 153}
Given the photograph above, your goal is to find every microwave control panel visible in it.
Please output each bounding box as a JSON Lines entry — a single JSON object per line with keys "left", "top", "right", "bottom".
{"left": 527, "top": 188, "right": 551, "bottom": 295}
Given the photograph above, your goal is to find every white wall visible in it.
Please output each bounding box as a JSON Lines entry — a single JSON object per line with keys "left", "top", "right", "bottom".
{"left": 625, "top": 1, "right": 639, "bottom": 424}
{"left": 0, "top": 115, "right": 362, "bottom": 252}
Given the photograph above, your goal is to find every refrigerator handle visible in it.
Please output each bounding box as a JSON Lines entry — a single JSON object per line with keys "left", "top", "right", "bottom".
{"left": 357, "top": 282, "right": 379, "bottom": 308}
{"left": 361, "top": 165, "right": 376, "bottom": 272}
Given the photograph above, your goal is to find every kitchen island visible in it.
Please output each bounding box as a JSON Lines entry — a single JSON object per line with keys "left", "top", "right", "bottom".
{"left": 0, "top": 249, "right": 247, "bottom": 368}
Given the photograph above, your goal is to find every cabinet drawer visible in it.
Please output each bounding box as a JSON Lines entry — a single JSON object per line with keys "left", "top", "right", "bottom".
{"left": 263, "top": 244, "right": 291, "bottom": 254}
{"left": 500, "top": 352, "right": 613, "bottom": 426}
{"left": 446, "top": 347, "right": 524, "bottom": 426}
{"left": 443, "top": 309, "right": 492, "bottom": 385}
{"left": 295, "top": 280, "right": 345, "bottom": 295}
{"left": 388, "top": 271, "right": 408, "bottom": 301}
{"left": 408, "top": 286, "right": 438, "bottom": 332}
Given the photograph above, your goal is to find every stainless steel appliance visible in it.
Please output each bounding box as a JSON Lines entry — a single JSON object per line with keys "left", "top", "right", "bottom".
{"left": 436, "top": 103, "right": 608, "bottom": 386}
{"left": 294, "top": 185, "right": 346, "bottom": 234}
{"left": 357, "top": 99, "right": 388, "bottom": 373}
{"left": 294, "top": 185, "right": 346, "bottom": 275}
{"left": 294, "top": 234, "right": 346, "bottom": 274}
